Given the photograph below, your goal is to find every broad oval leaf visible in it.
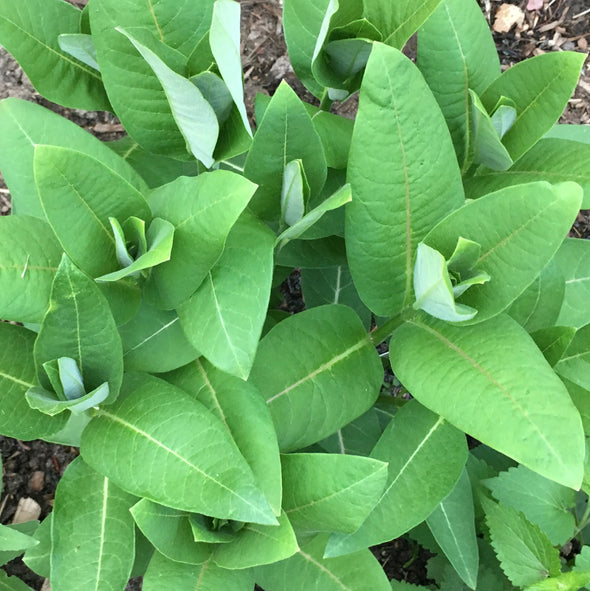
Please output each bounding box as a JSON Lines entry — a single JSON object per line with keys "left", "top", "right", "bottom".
{"left": 389, "top": 313, "right": 585, "bottom": 489}
{"left": 249, "top": 304, "right": 383, "bottom": 452}
{"left": 480, "top": 51, "right": 585, "bottom": 162}
{"left": 34, "top": 145, "right": 151, "bottom": 278}
{"left": 0, "top": 98, "right": 148, "bottom": 218}
{"left": 346, "top": 43, "right": 464, "bottom": 317}
{"left": 0, "top": 216, "right": 62, "bottom": 323}
{"left": 325, "top": 400, "right": 467, "bottom": 557}
{"left": 34, "top": 256, "right": 123, "bottom": 401}
{"left": 0, "top": 0, "right": 109, "bottom": 110}
{"left": 80, "top": 373, "right": 276, "bottom": 525}
{"left": 281, "top": 453, "right": 388, "bottom": 534}
{"left": 424, "top": 182, "right": 582, "bottom": 324}
{"left": 147, "top": 171, "right": 257, "bottom": 309}
{"left": 51, "top": 457, "right": 137, "bottom": 591}
{"left": 178, "top": 213, "right": 274, "bottom": 380}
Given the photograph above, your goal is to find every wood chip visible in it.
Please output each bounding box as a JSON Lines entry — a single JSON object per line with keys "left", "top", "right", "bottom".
{"left": 493, "top": 4, "right": 525, "bottom": 33}
{"left": 579, "top": 37, "right": 588, "bottom": 51}
{"left": 41, "top": 579, "right": 51, "bottom": 591}
{"left": 12, "top": 497, "right": 41, "bottom": 524}
{"left": 29, "top": 471, "right": 45, "bottom": 492}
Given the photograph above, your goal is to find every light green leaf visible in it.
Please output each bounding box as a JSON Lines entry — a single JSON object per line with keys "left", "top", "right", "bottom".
{"left": 0, "top": 523, "right": 38, "bottom": 552}
{"left": 35, "top": 145, "right": 151, "bottom": 278}
{"left": 213, "top": 512, "right": 298, "bottom": 569}
{"left": 189, "top": 514, "right": 234, "bottom": 544}
{"left": 362, "top": 0, "right": 443, "bottom": 48}
{"left": 209, "top": 0, "right": 251, "bottom": 136}
{"left": 0, "top": 0, "right": 109, "bottom": 110}
{"left": 281, "top": 160, "right": 308, "bottom": 227}
{"left": 389, "top": 314, "right": 585, "bottom": 489}
{"left": 148, "top": 171, "right": 257, "bottom": 309}
{"left": 51, "top": 457, "right": 136, "bottom": 591}
{"left": 555, "top": 324, "right": 590, "bottom": 391}
{"left": 89, "top": 0, "right": 215, "bottom": 156}
{"left": 130, "top": 499, "right": 210, "bottom": 565}
{"left": 346, "top": 43, "right": 464, "bottom": 316}
{"left": 244, "top": 81, "right": 327, "bottom": 221}
{"left": 555, "top": 239, "right": 590, "bottom": 329}
{"left": 465, "top": 139, "right": 590, "bottom": 207}
{"left": 81, "top": 373, "right": 276, "bottom": 525}
{"left": 34, "top": 255, "right": 123, "bottom": 402}
{"left": 545, "top": 124, "right": 590, "bottom": 143}
{"left": 119, "top": 300, "right": 199, "bottom": 373}
{"left": 22, "top": 515, "right": 51, "bottom": 578}
{"left": 26, "top": 382, "right": 109, "bottom": 416}
{"left": 255, "top": 533, "right": 392, "bottom": 591}
{"left": 0, "top": 98, "right": 148, "bottom": 219}
{"left": 485, "top": 464, "right": 576, "bottom": 546}
{"left": 426, "top": 469, "right": 478, "bottom": 589}
{"left": 417, "top": 0, "right": 500, "bottom": 169}
{"left": 143, "top": 552, "right": 254, "bottom": 591}
{"left": 0, "top": 216, "right": 62, "bottom": 323}
{"left": 282, "top": 453, "right": 388, "bottom": 534}
{"left": 325, "top": 400, "right": 467, "bottom": 557}
{"left": 525, "top": 571, "right": 590, "bottom": 591}
{"left": 249, "top": 305, "right": 382, "bottom": 452}
{"left": 117, "top": 27, "right": 218, "bottom": 167}
{"left": 424, "top": 182, "right": 582, "bottom": 325}
{"left": 58, "top": 33, "right": 99, "bottom": 71}
{"left": 98, "top": 279, "right": 141, "bottom": 327}
{"left": 480, "top": 52, "right": 585, "bottom": 162}
{"left": 178, "top": 213, "right": 274, "bottom": 379}
{"left": 483, "top": 497, "right": 561, "bottom": 587}
{"left": 0, "top": 570, "right": 34, "bottom": 591}
{"left": 564, "top": 379, "right": 590, "bottom": 437}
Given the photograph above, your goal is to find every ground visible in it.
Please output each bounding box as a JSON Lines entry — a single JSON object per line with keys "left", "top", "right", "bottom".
{"left": 0, "top": 0, "right": 588, "bottom": 589}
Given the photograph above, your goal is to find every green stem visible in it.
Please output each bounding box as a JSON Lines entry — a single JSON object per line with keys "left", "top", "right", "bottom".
{"left": 319, "top": 88, "right": 333, "bottom": 112}
{"left": 370, "top": 312, "right": 405, "bottom": 345}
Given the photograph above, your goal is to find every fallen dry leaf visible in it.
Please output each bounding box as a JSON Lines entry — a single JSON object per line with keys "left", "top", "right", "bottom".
{"left": 526, "top": 0, "right": 544, "bottom": 11}
{"left": 493, "top": 4, "right": 525, "bottom": 33}
{"left": 12, "top": 497, "right": 41, "bottom": 523}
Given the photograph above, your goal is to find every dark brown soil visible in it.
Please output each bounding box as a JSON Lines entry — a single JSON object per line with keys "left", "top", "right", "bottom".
{"left": 0, "top": 1, "right": 588, "bottom": 589}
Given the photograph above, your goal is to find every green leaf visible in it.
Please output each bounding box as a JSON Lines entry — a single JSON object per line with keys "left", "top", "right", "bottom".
{"left": 130, "top": 499, "right": 210, "bottom": 565}
{"left": 0, "top": 0, "right": 109, "bottom": 110}
{"left": 26, "top": 382, "right": 109, "bottom": 416}
{"left": 249, "top": 305, "right": 382, "bottom": 452}
{"left": 554, "top": 324, "right": 590, "bottom": 391}
{"left": 58, "top": 33, "right": 99, "bottom": 71}
{"left": 555, "top": 239, "right": 590, "bottom": 329}
{"left": 98, "top": 279, "right": 141, "bottom": 327}
{"left": 0, "top": 216, "right": 62, "bottom": 323}
{"left": 189, "top": 514, "right": 234, "bottom": 544}
{"left": 191, "top": 71, "right": 234, "bottom": 125}
{"left": 362, "top": 0, "right": 443, "bottom": 48}
{"left": 417, "top": 0, "right": 500, "bottom": 169}
{"left": 147, "top": 171, "right": 257, "bottom": 309}
{"left": 564, "top": 379, "right": 590, "bottom": 437}
{"left": 389, "top": 314, "right": 585, "bottom": 489}
{"left": 316, "top": 408, "right": 383, "bottom": 456}
{"left": 255, "top": 533, "right": 392, "bottom": 591}
{"left": 424, "top": 182, "right": 582, "bottom": 325}
{"left": 465, "top": 139, "right": 590, "bottom": 208}
{"left": 0, "top": 523, "right": 38, "bottom": 552}
{"left": 531, "top": 326, "right": 576, "bottom": 367}
{"left": 35, "top": 145, "right": 151, "bottom": 278}
{"left": 545, "top": 124, "right": 590, "bottom": 143}
{"left": 480, "top": 52, "right": 585, "bottom": 162}
{"left": 118, "top": 27, "right": 219, "bottom": 167}
{"left": 178, "top": 213, "right": 274, "bottom": 379}
{"left": 244, "top": 81, "right": 327, "bottom": 221}
{"left": 209, "top": 0, "right": 251, "bottom": 136}
{"left": 277, "top": 236, "right": 347, "bottom": 269}
{"left": 483, "top": 497, "right": 561, "bottom": 587}
{"left": 167, "top": 358, "right": 282, "bottom": 516}
{"left": 34, "top": 255, "right": 123, "bottom": 402}
{"left": 212, "top": 512, "right": 298, "bottom": 569}
{"left": 282, "top": 0, "right": 331, "bottom": 97}
{"left": 119, "top": 300, "right": 199, "bottom": 373}
{"left": 485, "top": 465, "right": 576, "bottom": 546}
{"left": 81, "top": 373, "right": 276, "bottom": 525}
{"left": 325, "top": 400, "right": 467, "bottom": 557}
{"left": 0, "top": 571, "right": 34, "bottom": 591}
{"left": 426, "top": 469, "right": 478, "bottom": 590}
{"left": 0, "top": 98, "right": 147, "bottom": 218}
{"left": 143, "top": 552, "right": 254, "bottom": 591}
{"left": 89, "top": 0, "right": 215, "bottom": 156}
{"left": 346, "top": 43, "right": 464, "bottom": 316}
{"left": 51, "top": 457, "right": 136, "bottom": 591}
{"left": 281, "top": 160, "right": 308, "bottom": 227}
{"left": 507, "top": 258, "right": 566, "bottom": 333}
{"left": 281, "top": 453, "right": 388, "bottom": 534}
{"left": 524, "top": 571, "right": 590, "bottom": 591}
{"left": 22, "top": 516, "right": 51, "bottom": 578}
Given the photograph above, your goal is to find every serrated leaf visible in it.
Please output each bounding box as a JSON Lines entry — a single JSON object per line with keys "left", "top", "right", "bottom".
{"left": 178, "top": 213, "right": 274, "bottom": 379}
{"left": 249, "top": 305, "right": 382, "bottom": 452}
{"left": 346, "top": 43, "right": 464, "bottom": 317}
{"left": 325, "top": 400, "right": 467, "bottom": 557}
{"left": 0, "top": 0, "right": 108, "bottom": 110}
{"left": 483, "top": 498, "right": 561, "bottom": 587}
{"left": 281, "top": 453, "right": 388, "bottom": 534}
{"left": 51, "top": 457, "right": 136, "bottom": 591}
{"left": 390, "top": 314, "right": 585, "bottom": 489}
{"left": 81, "top": 373, "right": 276, "bottom": 525}
{"left": 148, "top": 171, "right": 257, "bottom": 310}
